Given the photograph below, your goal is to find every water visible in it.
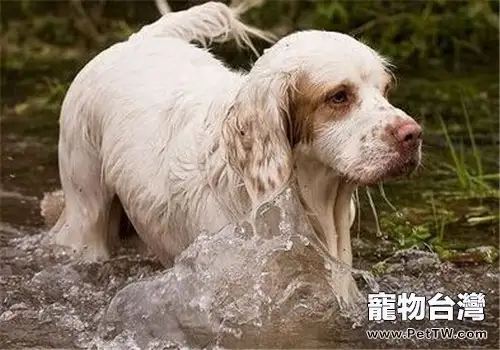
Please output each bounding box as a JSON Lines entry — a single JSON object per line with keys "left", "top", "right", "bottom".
{"left": 96, "top": 189, "right": 365, "bottom": 349}
{"left": 1, "top": 188, "right": 499, "bottom": 349}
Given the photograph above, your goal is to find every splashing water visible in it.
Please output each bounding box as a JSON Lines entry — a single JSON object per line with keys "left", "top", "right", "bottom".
{"left": 96, "top": 188, "right": 367, "bottom": 348}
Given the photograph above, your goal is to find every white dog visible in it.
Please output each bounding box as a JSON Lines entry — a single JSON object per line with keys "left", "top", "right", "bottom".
{"left": 45, "top": 2, "right": 422, "bottom": 266}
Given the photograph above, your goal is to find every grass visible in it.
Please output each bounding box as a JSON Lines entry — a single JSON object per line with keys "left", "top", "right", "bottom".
{"left": 438, "top": 101, "right": 499, "bottom": 198}
{"left": 463, "top": 99, "right": 484, "bottom": 180}
{"left": 430, "top": 193, "right": 446, "bottom": 245}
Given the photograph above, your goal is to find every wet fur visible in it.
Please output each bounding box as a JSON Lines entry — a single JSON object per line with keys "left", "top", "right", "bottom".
{"left": 43, "top": 2, "right": 421, "bottom": 268}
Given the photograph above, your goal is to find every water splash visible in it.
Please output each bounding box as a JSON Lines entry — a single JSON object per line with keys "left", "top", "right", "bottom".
{"left": 97, "top": 187, "right": 366, "bottom": 348}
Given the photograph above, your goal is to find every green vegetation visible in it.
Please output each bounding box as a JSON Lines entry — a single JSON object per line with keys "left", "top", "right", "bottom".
{"left": 1, "top": 0, "right": 498, "bottom": 265}
{"left": 248, "top": 0, "right": 498, "bottom": 69}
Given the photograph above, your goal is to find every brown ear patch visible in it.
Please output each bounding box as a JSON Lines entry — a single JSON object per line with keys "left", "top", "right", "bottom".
{"left": 221, "top": 91, "right": 293, "bottom": 204}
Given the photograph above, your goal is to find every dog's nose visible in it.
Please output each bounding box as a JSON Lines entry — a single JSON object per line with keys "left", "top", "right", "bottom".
{"left": 392, "top": 121, "right": 422, "bottom": 147}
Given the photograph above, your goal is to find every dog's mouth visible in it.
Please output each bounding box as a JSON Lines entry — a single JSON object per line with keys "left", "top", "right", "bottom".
{"left": 382, "top": 158, "right": 420, "bottom": 180}
{"left": 345, "top": 153, "right": 421, "bottom": 187}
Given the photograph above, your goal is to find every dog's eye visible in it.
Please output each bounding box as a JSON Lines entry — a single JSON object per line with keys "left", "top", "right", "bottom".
{"left": 327, "top": 90, "right": 348, "bottom": 104}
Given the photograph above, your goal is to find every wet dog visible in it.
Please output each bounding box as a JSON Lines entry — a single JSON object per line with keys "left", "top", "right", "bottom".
{"left": 43, "top": 2, "right": 421, "bottom": 266}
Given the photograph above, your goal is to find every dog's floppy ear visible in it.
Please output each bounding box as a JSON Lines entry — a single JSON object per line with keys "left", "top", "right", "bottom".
{"left": 222, "top": 74, "right": 295, "bottom": 206}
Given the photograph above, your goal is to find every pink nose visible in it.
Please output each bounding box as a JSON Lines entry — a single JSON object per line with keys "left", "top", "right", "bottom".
{"left": 393, "top": 121, "right": 422, "bottom": 147}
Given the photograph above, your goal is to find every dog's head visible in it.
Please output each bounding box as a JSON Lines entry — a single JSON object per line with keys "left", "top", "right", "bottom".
{"left": 222, "top": 30, "right": 422, "bottom": 203}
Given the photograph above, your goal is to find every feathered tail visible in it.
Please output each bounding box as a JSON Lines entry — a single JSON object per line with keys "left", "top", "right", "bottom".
{"left": 131, "top": 1, "right": 275, "bottom": 56}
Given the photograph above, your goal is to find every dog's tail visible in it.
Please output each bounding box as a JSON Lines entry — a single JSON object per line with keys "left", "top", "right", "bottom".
{"left": 154, "top": 0, "right": 172, "bottom": 16}
{"left": 131, "top": 1, "right": 275, "bottom": 56}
